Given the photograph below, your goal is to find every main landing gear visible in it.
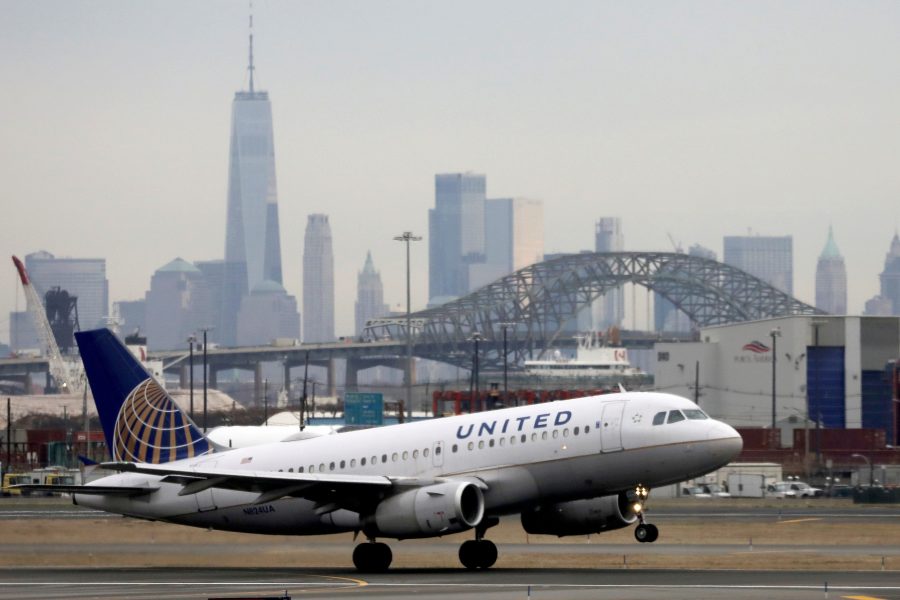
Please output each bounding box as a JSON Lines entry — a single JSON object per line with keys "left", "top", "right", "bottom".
{"left": 631, "top": 484, "right": 659, "bottom": 544}
{"left": 352, "top": 540, "right": 393, "bottom": 572}
{"left": 459, "top": 517, "right": 499, "bottom": 570}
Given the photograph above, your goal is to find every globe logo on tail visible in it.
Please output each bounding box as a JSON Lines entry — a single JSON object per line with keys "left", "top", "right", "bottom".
{"left": 113, "top": 378, "right": 210, "bottom": 463}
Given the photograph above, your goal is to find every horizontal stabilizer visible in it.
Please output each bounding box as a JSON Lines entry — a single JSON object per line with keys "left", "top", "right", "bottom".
{"left": 13, "top": 484, "right": 158, "bottom": 496}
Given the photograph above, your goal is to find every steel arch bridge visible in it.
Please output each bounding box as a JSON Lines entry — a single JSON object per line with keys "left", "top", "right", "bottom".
{"left": 365, "top": 252, "right": 824, "bottom": 369}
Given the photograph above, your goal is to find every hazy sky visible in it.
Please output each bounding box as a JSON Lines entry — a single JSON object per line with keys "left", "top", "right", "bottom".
{"left": 2, "top": 0, "right": 899, "bottom": 342}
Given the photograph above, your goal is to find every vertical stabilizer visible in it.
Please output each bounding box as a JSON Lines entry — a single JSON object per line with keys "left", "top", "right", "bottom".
{"left": 76, "top": 329, "right": 211, "bottom": 463}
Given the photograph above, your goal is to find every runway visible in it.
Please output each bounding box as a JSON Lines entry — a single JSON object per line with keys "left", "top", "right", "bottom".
{"left": 1, "top": 567, "right": 899, "bottom": 600}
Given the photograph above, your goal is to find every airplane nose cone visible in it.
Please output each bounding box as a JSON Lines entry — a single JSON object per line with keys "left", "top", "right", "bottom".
{"left": 707, "top": 420, "right": 743, "bottom": 462}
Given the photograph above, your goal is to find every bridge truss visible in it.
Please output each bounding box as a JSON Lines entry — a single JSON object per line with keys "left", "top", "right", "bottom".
{"left": 365, "top": 252, "right": 824, "bottom": 370}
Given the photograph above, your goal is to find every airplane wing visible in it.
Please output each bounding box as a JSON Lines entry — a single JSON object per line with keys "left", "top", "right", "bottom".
{"left": 99, "top": 461, "right": 429, "bottom": 513}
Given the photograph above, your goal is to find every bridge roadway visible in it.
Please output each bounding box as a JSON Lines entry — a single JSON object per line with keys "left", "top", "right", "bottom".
{"left": 0, "top": 330, "right": 691, "bottom": 394}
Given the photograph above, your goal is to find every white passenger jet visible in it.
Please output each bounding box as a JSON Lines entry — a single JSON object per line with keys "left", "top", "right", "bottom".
{"left": 25, "top": 329, "right": 742, "bottom": 572}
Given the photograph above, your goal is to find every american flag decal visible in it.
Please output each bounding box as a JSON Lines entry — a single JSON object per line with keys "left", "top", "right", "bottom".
{"left": 742, "top": 341, "right": 770, "bottom": 353}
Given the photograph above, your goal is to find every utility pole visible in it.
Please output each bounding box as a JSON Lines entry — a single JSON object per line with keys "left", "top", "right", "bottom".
{"left": 393, "top": 231, "right": 421, "bottom": 422}
{"left": 770, "top": 327, "right": 781, "bottom": 430}
{"left": 499, "top": 323, "right": 517, "bottom": 406}
{"left": 694, "top": 361, "right": 700, "bottom": 406}
{"left": 199, "top": 328, "right": 213, "bottom": 433}
{"left": 188, "top": 335, "right": 195, "bottom": 420}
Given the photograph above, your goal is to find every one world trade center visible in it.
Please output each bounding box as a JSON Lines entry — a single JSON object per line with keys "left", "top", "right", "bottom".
{"left": 221, "top": 16, "right": 283, "bottom": 345}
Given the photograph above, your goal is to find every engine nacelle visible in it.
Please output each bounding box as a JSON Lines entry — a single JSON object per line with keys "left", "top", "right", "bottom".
{"left": 520, "top": 493, "right": 638, "bottom": 537}
{"left": 367, "top": 481, "right": 485, "bottom": 539}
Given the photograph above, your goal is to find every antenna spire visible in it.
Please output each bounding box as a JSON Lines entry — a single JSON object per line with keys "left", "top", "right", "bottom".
{"left": 248, "top": 2, "right": 255, "bottom": 93}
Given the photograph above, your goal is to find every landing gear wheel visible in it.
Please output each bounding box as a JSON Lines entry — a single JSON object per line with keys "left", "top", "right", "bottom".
{"left": 634, "top": 523, "right": 659, "bottom": 543}
{"left": 352, "top": 542, "right": 393, "bottom": 572}
{"left": 459, "top": 539, "right": 498, "bottom": 570}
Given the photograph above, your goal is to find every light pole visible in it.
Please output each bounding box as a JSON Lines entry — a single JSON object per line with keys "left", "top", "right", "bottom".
{"left": 498, "top": 323, "right": 517, "bottom": 406}
{"left": 199, "top": 327, "right": 213, "bottom": 433}
{"left": 851, "top": 453, "right": 874, "bottom": 488}
{"left": 393, "top": 231, "right": 421, "bottom": 421}
{"left": 187, "top": 335, "right": 196, "bottom": 421}
{"left": 469, "top": 332, "right": 482, "bottom": 413}
{"left": 770, "top": 327, "right": 781, "bottom": 430}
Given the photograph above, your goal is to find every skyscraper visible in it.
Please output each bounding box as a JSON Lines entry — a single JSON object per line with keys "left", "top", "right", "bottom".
{"left": 355, "top": 251, "right": 389, "bottom": 336}
{"left": 144, "top": 258, "right": 209, "bottom": 351}
{"left": 469, "top": 197, "right": 544, "bottom": 289}
{"left": 876, "top": 233, "right": 900, "bottom": 315}
{"left": 303, "top": 214, "right": 335, "bottom": 343}
{"left": 723, "top": 235, "right": 793, "bottom": 295}
{"left": 815, "top": 227, "right": 847, "bottom": 314}
{"left": 24, "top": 250, "right": 109, "bottom": 331}
{"left": 593, "top": 218, "right": 624, "bottom": 329}
{"left": 428, "top": 173, "right": 486, "bottom": 303}
{"left": 221, "top": 16, "right": 283, "bottom": 346}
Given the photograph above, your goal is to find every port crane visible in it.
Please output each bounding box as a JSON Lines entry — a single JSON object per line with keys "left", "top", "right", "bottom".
{"left": 11, "top": 256, "right": 83, "bottom": 394}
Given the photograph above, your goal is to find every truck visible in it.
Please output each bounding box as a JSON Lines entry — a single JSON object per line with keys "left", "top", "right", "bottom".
{"left": 1, "top": 473, "right": 33, "bottom": 497}
{"left": 727, "top": 473, "right": 766, "bottom": 498}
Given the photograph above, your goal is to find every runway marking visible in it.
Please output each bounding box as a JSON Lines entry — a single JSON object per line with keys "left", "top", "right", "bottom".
{"left": 778, "top": 518, "right": 822, "bottom": 524}
{"left": 843, "top": 596, "right": 889, "bottom": 600}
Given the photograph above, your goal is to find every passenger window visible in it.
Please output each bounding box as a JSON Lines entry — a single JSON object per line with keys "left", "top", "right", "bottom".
{"left": 340, "top": 460, "right": 346, "bottom": 469}
{"left": 541, "top": 431, "right": 548, "bottom": 440}
{"left": 478, "top": 440, "right": 485, "bottom": 449}
{"left": 563, "top": 428, "right": 569, "bottom": 437}
{"left": 468, "top": 441, "right": 474, "bottom": 451}
{"left": 308, "top": 465, "right": 314, "bottom": 473}
{"left": 585, "top": 425, "right": 590, "bottom": 433}
{"left": 319, "top": 463, "right": 325, "bottom": 471}
{"left": 392, "top": 453, "right": 398, "bottom": 462}
{"left": 435, "top": 445, "right": 442, "bottom": 455}
{"left": 288, "top": 467, "right": 294, "bottom": 473}
{"left": 329, "top": 462, "right": 335, "bottom": 471}
{"left": 381, "top": 454, "right": 388, "bottom": 463}
{"left": 413, "top": 449, "right": 419, "bottom": 458}
{"left": 299, "top": 467, "right": 304, "bottom": 473}
{"left": 452, "top": 444, "right": 458, "bottom": 453}
{"left": 489, "top": 439, "right": 495, "bottom": 447}
{"left": 521, "top": 434, "right": 527, "bottom": 443}
{"left": 361, "top": 458, "right": 367, "bottom": 466}
{"left": 683, "top": 409, "right": 708, "bottom": 420}
{"left": 552, "top": 430, "right": 559, "bottom": 439}
{"left": 574, "top": 427, "right": 580, "bottom": 436}
{"left": 423, "top": 448, "right": 430, "bottom": 457}
{"left": 403, "top": 451, "right": 409, "bottom": 460}
{"left": 667, "top": 410, "right": 686, "bottom": 424}
{"left": 350, "top": 459, "right": 356, "bottom": 468}
{"left": 371, "top": 456, "right": 377, "bottom": 465}
{"left": 499, "top": 437, "right": 506, "bottom": 446}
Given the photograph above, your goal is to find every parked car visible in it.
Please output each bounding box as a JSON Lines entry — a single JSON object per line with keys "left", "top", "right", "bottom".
{"left": 767, "top": 481, "right": 824, "bottom": 498}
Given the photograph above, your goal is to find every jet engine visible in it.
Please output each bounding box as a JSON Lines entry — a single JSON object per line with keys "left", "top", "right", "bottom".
{"left": 366, "top": 481, "right": 485, "bottom": 539}
{"left": 520, "top": 492, "right": 638, "bottom": 537}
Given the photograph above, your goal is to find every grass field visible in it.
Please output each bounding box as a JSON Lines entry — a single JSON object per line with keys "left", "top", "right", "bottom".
{"left": 0, "top": 498, "right": 897, "bottom": 571}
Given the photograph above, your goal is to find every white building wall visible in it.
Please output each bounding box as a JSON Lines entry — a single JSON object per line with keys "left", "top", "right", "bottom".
{"left": 844, "top": 317, "right": 862, "bottom": 428}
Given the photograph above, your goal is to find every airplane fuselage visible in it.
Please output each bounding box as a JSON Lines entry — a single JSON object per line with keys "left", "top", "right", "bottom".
{"left": 78, "top": 391, "right": 742, "bottom": 537}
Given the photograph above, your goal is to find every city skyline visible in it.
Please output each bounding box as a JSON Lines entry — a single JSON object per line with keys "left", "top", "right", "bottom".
{"left": 2, "top": 1, "right": 899, "bottom": 341}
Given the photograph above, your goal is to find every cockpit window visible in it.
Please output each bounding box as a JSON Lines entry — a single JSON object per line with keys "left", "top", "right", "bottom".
{"left": 652, "top": 411, "right": 666, "bottom": 425}
{"left": 667, "top": 410, "right": 685, "bottom": 424}
{"left": 683, "top": 409, "right": 708, "bottom": 420}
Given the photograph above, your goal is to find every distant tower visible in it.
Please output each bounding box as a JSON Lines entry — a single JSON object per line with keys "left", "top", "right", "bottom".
{"left": 723, "top": 235, "right": 793, "bottom": 295}
{"left": 593, "top": 218, "right": 624, "bottom": 328}
{"left": 879, "top": 232, "right": 900, "bottom": 314}
{"left": 815, "top": 226, "right": 847, "bottom": 314}
{"left": 221, "top": 10, "right": 283, "bottom": 345}
{"left": 355, "top": 251, "right": 389, "bottom": 336}
{"left": 303, "top": 215, "right": 335, "bottom": 342}
{"left": 428, "top": 173, "right": 486, "bottom": 303}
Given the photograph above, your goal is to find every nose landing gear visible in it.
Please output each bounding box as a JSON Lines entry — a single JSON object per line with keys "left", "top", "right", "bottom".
{"left": 630, "top": 484, "right": 659, "bottom": 543}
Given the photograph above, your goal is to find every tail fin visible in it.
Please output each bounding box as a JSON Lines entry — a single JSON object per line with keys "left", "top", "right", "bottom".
{"left": 76, "top": 328, "right": 211, "bottom": 463}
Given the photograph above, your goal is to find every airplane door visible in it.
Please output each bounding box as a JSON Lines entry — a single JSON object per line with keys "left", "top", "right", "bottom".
{"left": 195, "top": 461, "right": 217, "bottom": 512}
{"left": 432, "top": 441, "right": 444, "bottom": 468}
{"left": 600, "top": 401, "right": 625, "bottom": 453}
